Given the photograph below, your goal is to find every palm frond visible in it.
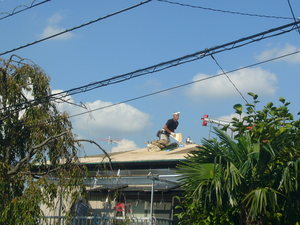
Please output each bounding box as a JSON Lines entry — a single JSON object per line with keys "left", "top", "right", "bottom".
{"left": 243, "top": 187, "right": 280, "bottom": 219}
{"left": 240, "top": 139, "right": 260, "bottom": 176}
{"left": 178, "top": 161, "right": 226, "bottom": 207}
{"left": 278, "top": 159, "right": 300, "bottom": 192}
{"left": 225, "top": 162, "right": 243, "bottom": 191}
{"left": 178, "top": 162, "right": 215, "bottom": 181}
{"left": 213, "top": 128, "right": 244, "bottom": 165}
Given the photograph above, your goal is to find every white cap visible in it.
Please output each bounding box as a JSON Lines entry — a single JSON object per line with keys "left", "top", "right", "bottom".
{"left": 173, "top": 112, "right": 180, "bottom": 115}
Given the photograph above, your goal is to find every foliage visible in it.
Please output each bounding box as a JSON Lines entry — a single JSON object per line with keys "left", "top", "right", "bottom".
{"left": 0, "top": 57, "right": 85, "bottom": 224}
{"left": 112, "top": 217, "right": 131, "bottom": 225}
{"left": 177, "top": 93, "right": 300, "bottom": 225}
{"left": 175, "top": 195, "right": 236, "bottom": 225}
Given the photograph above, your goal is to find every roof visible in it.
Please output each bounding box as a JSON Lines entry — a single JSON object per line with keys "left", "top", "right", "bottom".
{"left": 79, "top": 144, "right": 200, "bottom": 191}
{"left": 79, "top": 144, "right": 199, "bottom": 165}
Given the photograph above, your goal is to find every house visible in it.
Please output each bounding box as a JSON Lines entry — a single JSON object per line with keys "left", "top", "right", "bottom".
{"left": 42, "top": 143, "right": 199, "bottom": 224}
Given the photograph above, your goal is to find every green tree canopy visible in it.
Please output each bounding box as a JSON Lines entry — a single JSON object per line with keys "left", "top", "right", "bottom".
{"left": 177, "top": 94, "right": 300, "bottom": 225}
{"left": 0, "top": 57, "right": 85, "bottom": 224}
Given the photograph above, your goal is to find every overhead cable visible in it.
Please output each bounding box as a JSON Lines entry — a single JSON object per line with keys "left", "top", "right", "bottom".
{"left": 0, "top": 0, "right": 51, "bottom": 21}
{"left": 28, "top": 49, "right": 300, "bottom": 127}
{"left": 45, "top": 20, "right": 300, "bottom": 100}
{"left": 210, "top": 55, "right": 249, "bottom": 104}
{"left": 67, "top": 50, "right": 300, "bottom": 118}
{"left": 0, "top": 0, "right": 152, "bottom": 56}
{"left": 1, "top": 20, "right": 300, "bottom": 114}
{"left": 3, "top": 49, "right": 300, "bottom": 125}
{"left": 286, "top": 0, "right": 300, "bottom": 35}
{"left": 1, "top": 55, "right": 92, "bottom": 111}
{"left": 157, "top": 0, "right": 293, "bottom": 20}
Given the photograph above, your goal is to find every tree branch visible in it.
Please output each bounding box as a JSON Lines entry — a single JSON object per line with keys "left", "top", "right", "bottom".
{"left": 7, "top": 131, "right": 68, "bottom": 176}
{"left": 75, "top": 139, "right": 113, "bottom": 171}
{"left": 32, "top": 131, "right": 68, "bottom": 151}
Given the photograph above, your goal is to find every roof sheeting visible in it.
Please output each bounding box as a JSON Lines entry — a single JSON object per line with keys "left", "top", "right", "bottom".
{"left": 79, "top": 144, "right": 199, "bottom": 164}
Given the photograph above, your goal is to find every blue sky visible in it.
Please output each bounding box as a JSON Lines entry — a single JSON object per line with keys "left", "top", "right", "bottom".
{"left": 1, "top": 0, "right": 300, "bottom": 155}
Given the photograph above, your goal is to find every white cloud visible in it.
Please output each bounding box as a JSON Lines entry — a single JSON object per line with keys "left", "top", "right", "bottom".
{"left": 74, "top": 100, "right": 150, "bottom": 134}
{"left": 256, "top": 44, "right": 300, "bottom": 63}
{"left": 217, "top": 113, "right": 248, "bottom": 123}
{"left": 217, "top": 113, "right": 241, "bottom": 123}
{"left": 40, "top": 25, "right": 73, "bottom": 40}
{"left": 52, "top": 90, "right": 150, "bottom": 137}
{"left": 186, "top": 67, "right": 277, "bottom": 99}
{"left": 40, "top": 13, "right": 73, "bottom": 40}
{"left": 111, "top": 139, "right": 138, "bottom": 152}
{"left": 48, "top": 13, "right": 63, "bottom": 24}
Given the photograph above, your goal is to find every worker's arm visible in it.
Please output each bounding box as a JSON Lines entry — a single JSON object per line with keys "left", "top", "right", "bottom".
{"left": 163, "top": 124, "right": 174, "bottom": 135}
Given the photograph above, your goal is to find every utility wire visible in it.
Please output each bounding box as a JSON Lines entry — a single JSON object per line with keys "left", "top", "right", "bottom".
{"left": 0, "top": 0, "right": 152, "bottom": 56}
{"left": 27, "top": 49, "right": 300, "bottom": 127}
{"left": 0, "top": 0, "right": 51, "bottom": 21}
{"left": 1, "top": 20, "right": 300, "bottom": 114}
{"left": 68, "top": 50, "right": 300, "bottom": 118}
{"left": 286, "top": 0, "right": 300, "bottom": 35}
{"left": 1, "top": 55, "right": 92, "bottom": 111}
{"left": 210, "top": 54, "right": 249, "bottom": 104}
{"left": 41, "top": 20, "right": 300, "bottom": 99}
{"left": 157, "top": 0, "right": 293, "bottom": 20}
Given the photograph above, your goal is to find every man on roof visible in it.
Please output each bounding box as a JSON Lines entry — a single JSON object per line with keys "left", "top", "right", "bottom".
{"left": 164, "top": 112, "right": 180, "bottom": 137}
{"left": 147, "top": 112, "right": 180, "bottom": 151}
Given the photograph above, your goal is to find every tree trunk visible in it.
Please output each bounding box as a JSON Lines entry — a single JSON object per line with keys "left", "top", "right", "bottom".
{"left": 240, "top": 205, "right": 264, "bottom": 225}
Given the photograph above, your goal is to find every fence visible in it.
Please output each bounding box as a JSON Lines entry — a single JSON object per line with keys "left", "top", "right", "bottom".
{"left": 40, "top": 216, "right": 174, "bottom": 225}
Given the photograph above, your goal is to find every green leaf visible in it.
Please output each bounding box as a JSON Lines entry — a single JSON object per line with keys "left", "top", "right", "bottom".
{"left": 247, "top": 107, "right": 254, "bottom": 114}
{"left": 279, "top": 97, "right": 285, "bottom": 104}
{"left": 266, "top": 102, "right": 273, "bottom": 108}
{"left": 231, "top": 117, "right": 240, "bottom": 122}
{"left": 248, "top": 92, "right": 258, "bottom": 100}
{"left": 285, "top": 123, "right": 293, "bottom": 128}
{"left": 233, "top": 104, "right": 243, "bottom": 115}
{"left": 243, "top": 187, "right": 280, "bottom": 219}
{"left": 269, "top": 110, "right": 276, "bottom": 116}
{"left": 276, "top": 127, "right": 287, "bottom": 136}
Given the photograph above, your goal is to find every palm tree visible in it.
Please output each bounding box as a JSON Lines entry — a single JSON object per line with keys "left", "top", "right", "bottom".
{"left": 178, "top": 127, "right": 300, "bottom": 225}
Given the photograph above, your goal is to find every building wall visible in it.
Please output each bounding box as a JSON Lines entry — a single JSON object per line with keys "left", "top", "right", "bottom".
{"left": 86, "top": 190, "right": 179, "bottom": 220}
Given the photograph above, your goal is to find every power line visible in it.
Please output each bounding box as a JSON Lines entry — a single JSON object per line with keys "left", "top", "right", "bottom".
{"left": 2, "top": 49, "right": 300, "bottom": 127}
{"left": 210, "top": 55, "right": 249, "bottom": 104}
{"left": 0, "top": 0, "right": 51, "bottom": 21}
{"left": 286, "top": 0, "right": 300, "bottom": 35}
{"left": 1, "top": 20, "right": 300, "bottom": 114}
{"left": 157, "top": 0, "right": 293, "bottom": 20}
{"left": 0, "top": 0, "right": 152, "bottom": 56}
{"left": 32, "top": 49, "right": 300, "bottom": 126}
{"left": 44, "top": 20, "right": 300, "bottom": 99}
